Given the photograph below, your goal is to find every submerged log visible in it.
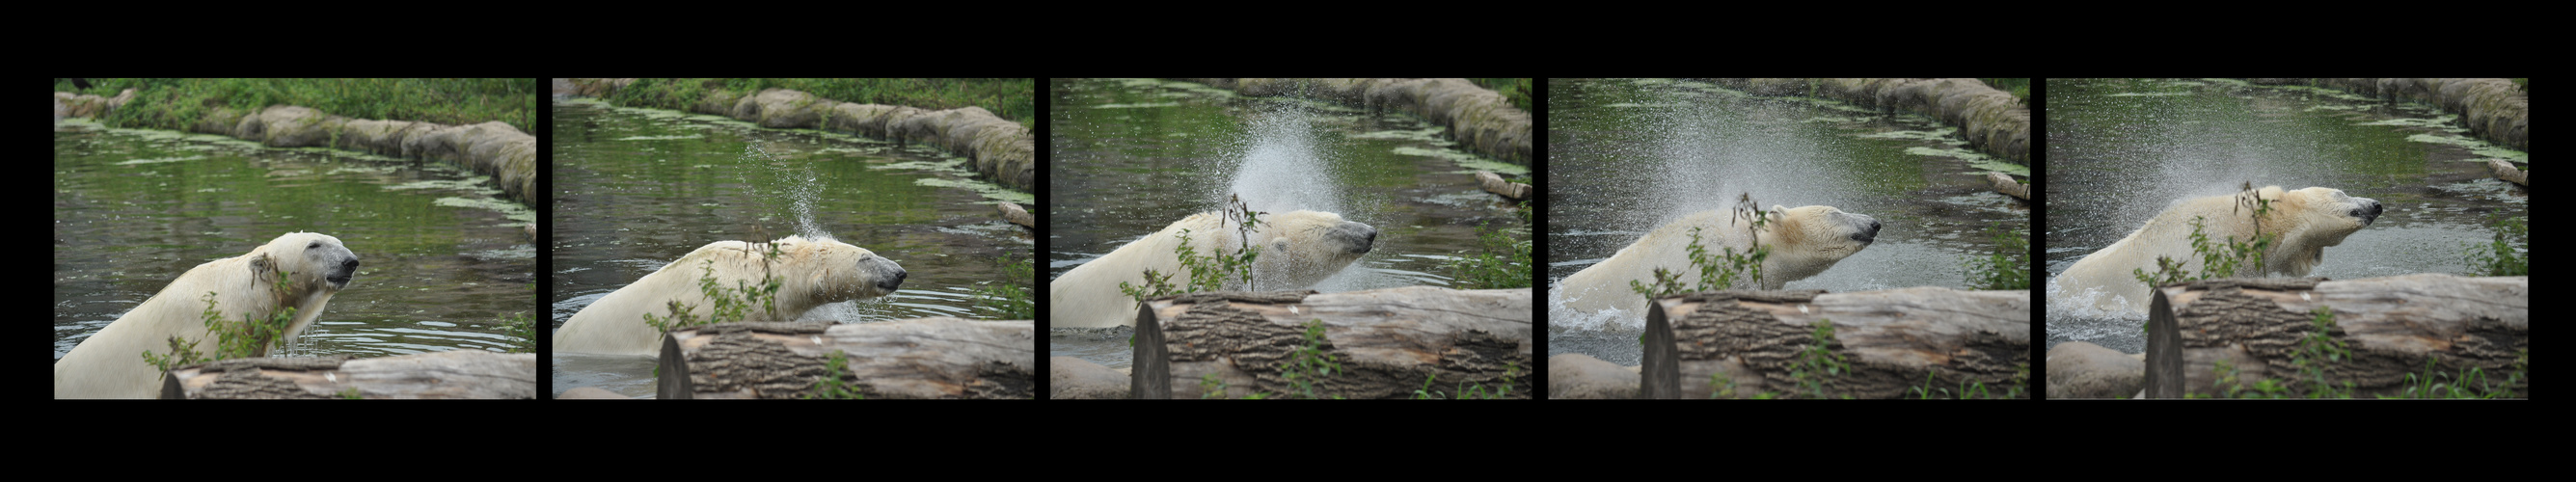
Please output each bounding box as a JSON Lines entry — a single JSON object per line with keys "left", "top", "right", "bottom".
{"left": 1640, "top": 287, "right": 2030, "bottom": 399}
{"left": 2139, "top": 275, "right": 2528, "bottom": 397}
{"left": 658, "top": 317, "right": 1034, "bottom": 399}
{"left": 1987, "top": 172, "right": 2030, "bottom": 200}
{"left": 2488, "top": 160, "right": 2528, "bottom": 186}
{"left": 1129, "top": 287, "right": 1532, "bottom": 399}
{"left": 997, "top": 202, "right": 1035, "bottom": 228}
{"left": 1475, "top": 171, "right": 1533, "bottom": 201}
{"left": 163, "top": 350, "right": 536, "bottom": 399}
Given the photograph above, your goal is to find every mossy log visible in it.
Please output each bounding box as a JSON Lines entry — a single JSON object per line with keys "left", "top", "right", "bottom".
{"left": 657, "top": 317, "right": 1034, "bottom": 399}
{"left": 2488, "top": 160, "right": 2528, "bottom": 186}
{"left": 162, "top": 350, "right": 536, "bottom": 399}
{"left": 1639, "top": 287, "right": 2030, "bottom": 399}
{"left": 1129, "top": 287, "right": 1532, "bottom": 399}
{"left": 1987, "top": 172, "right": 2030, "bottom": 200}
{"left": 2138, "top": 275, "right": 2529, "bottom": 398}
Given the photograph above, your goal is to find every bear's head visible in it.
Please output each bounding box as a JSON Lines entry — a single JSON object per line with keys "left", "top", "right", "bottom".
{"left": 2251, "top": 186, "right": 2382, "bottom": 273}
{"left": 249, "top": 231, "right": 361, "bottom": 296}
{"left": 771, "top": 236, "right": 908, "bottom": 305}
{"left": 1759, "top": 204, "right": 1881, "bottom": 270}
{"left": 1251, "top": 209, "right": 1376, "bottom": 288}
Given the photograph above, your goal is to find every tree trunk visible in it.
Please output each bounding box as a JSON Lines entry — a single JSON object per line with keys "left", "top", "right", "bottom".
{"left": 163, "top": 350, "right": 535, "bottom": 399}
{"left": 658, "top": 317, "right": 1034, "bottom": 399}
{"left": 1130, "top": 287, "right": 1532, "bottom": 399}
{"left": 2140, "top": 275, "right": 2528, "bottom": 397}
{"left": 1641, "top": 287, "right": 2030, "bottom": 399}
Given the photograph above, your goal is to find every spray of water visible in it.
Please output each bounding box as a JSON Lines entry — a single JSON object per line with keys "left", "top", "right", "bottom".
{"left": 742, "top": 143, "right": 834, "bottom": 243}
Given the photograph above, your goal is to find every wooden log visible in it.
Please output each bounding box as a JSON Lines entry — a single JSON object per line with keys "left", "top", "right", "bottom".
{"left": 1129, "top": 287, "right": 1532, "bottom": 399}
{"left": 2487, "top": 160, "right": 2528, "bottom": 186}
{"left": 1475, "top": 171, "right": 1533, "bottom": 201}
{"left": 1641, "top": 287, "right": 2030, "bottom": 399}
{"left": 997, "top": 202, "right": 1035, "bottom": 228}
{"left": 163, "top": 351, "right": 536, "bottom": 399}
{"left": 658, "top": 317, "right": 1034, "bottom": 399}
{"left": 1986, "top": 172, "right": 2030, "bottom": 200}
{"left": 2140, "top": 274, "right": 2528, "bottom": 397}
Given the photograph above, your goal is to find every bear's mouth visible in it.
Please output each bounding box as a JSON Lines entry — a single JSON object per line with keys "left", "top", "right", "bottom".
{"left": 2349, "top": 199, "right": 2383, "bottom": 227}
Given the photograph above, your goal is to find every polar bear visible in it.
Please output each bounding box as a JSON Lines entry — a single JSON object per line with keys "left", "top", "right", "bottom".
{"left": 1049, "top": 210, "right": 1377, "bottom": 328}
{"left": 552, "top": 236, "right": 908, "bottom": 356}
{"left": 54, "top": 232, "right": 362, "bottom": 398}
{"left": 2053, "top": 186, "right": 2383, "bottom": 314}
{"left": 1557, "top": 205, "right": 1881, "bottom": 313}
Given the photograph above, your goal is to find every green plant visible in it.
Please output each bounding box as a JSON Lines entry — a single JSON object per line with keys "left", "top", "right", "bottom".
{"left": 1444, "top": 201, "right": 1532, "bottom": 289}
{"left": 141, "top": 268, "right": 305, "bottom": 377}
{"left": 2134, "top": 185, "right": 2280, "bottom": 333}
{"left": 1963, "top": 222, "right": 2030, "bottom": 290}
{"left": 974, "top": 251, "right": 1036, "bottom": 319}
{"left": 1279, "top": 319, "right": 1343, "bottom": 399}
{"left": 802, "top": 350, "right": 867, "bottom": 399}
{"left": 1121, "top": 195, "right": 1264, "bottom": 306}
{"left": 1786, "top": 318, "right": 1851, "bottom": 399}
{"left": 2462, "top": 211, "right": 2528, "bottom": 276}
{"left": 642, "top": 243, "right": 786, "bottom": 335}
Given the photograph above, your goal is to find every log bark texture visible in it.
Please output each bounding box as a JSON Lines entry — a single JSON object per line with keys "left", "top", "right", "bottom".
{"left": 163, "top": 351, "right": 536, "bottom": 399}
{"left": 1130, "top": 287, "right": 1532, "bottom": 399}
{"left": 1641, "top": 287, "right": 2030, "bottom": 399}
{"left": 2140, "top": 275, "right": 2528, "bottom": 397}
{"left": 658, "top": 317, "right": 1034, "bottom": 399}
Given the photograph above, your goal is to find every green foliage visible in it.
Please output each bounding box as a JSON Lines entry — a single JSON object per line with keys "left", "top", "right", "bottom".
{"left": 2462, "top": 212, "right": 2528, "bottom": 276}
{"left": 1962, "top": 222, "right": 2031, "bottom": 290}
{"left": 1469, "top": 78, "right": 1533, "bottom": 113}
{"left": 1413, "top": 362, "right": 1518, "bottom": 400}
{"left": 1909, "top": 362, "right": 2029, "bottom": 399}
{"left": 1279, "top": 319, "right": 1345, "bottom": 399}
{"left": 1444, "top": 201, "right": 1533, "bottom": 289}
{"left": 1788, "top": 319, "right": 1851, "bottom": 399}
{"left": 974, "top": 251, "right": 1036, "bottom": 320}
{"left": 2134, "top": 185, "right": 2279, "bottom": 333}
{"left": 91, "top": 78, "right": 536, "bottom": 134}
{"left": 141, "top": 268, "right": 304, "bottom": 378}
{"left": 501, "top": 310, "right": 536, "bottom": 354}
{"left": 1628, "top": 227, "right": 1770, "bottom": 300}
{"left": 1121, "top": 196, "right": 1264, "bottom": 307}
{"left": 802, "top": 350, "right": 868, "bottom": 399}
{"left": 642, "top": 244, "right": 786, "bottom": 335}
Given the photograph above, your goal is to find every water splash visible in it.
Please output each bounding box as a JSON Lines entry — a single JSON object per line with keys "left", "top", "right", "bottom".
{"left": 742, "top": 143, "right": 833, "bottom": 242}
{"left": 1219, "top": 107, "right": 1345, "bottom": 217}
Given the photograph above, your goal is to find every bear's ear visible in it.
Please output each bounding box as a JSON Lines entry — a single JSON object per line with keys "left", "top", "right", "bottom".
{"left": 1272, "top": 238, "right": 1291, "bottom": 253}
{"left": 1766, "top": 205, "right": 1789, "bottom": 222}
{"left": 250, "top": 253, "right": 274, "bottom": 277}
{"left": 2258, "top": 186, "right": 2286, "bottom": 201}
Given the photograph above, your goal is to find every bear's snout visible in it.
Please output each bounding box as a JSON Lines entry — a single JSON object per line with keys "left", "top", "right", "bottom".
{"left": 327, "top": 256, "right": 358, "bottom": 288}
{"left": 875, "top": 263, "right": 907, "bottom": 293}
{"left": 1337, "top": 222, "right": 1377, "bottom": 254}
{"left": 2350, "top": 198, "right": 2383, "bottom": 227}
{"left": 1850, "top": 215, "right": 1882, "bottom": 244}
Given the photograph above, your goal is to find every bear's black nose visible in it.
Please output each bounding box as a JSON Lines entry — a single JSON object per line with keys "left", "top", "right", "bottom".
{"left": 878, "top": 267, "right": 907, "bottom": 292}
{"left": 2353, "top": 200, "right": 2384, "bottom": 226}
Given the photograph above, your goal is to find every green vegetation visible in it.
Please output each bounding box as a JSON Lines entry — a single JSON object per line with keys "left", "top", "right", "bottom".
{"left": 642, "top": 244, "right": 787, "bottom": 335}
{"left": 2462, "top": 212, "right": 2528, "bottom": 276}
{"left": 2188, "top": 306, "right": 2525, "bottom": 398}
{"left": 1122, "top": 196, "right": 1264, "bottom": 306}
{"left": 1630, "top": 194, "right": 1773, "bottom": 300}
{"left": 1469, "top": 78, "right": 1533, "bottom": 112}
{"left": 1909, "top": 362, "right": 2029, "bottom": 399}
{"left": 68, "top": 78, "right": 536, "bottom": 134}
{"left": 1962, "top": 222, "right": 2031, "bottom": 290}
{"left": 802, "top": 349, "right": 868, "bottom": 399}
{"left": 2133, "top": 184, "right": 2277, "bottom": 333}
{"left": 141, "top": 268, "right": 306, "bottom": 377}
{"left": 1197, "top": 319, "right": 1347, "bottom": 400}
{"left": 500, "top": 310, "right": 536, "bottom": 354}
{"left": 974, "top": 250, "right": 1036, "bottom": 320}
{"left": 1709, "top": 319, "right": 1851, "bottom": 399}
{"left": 1443, "top": 201, "right": 1533, "bottom": 289}
{"left": 606, "top": 78, "right": 1036, "bottom": 132}
{"left": 1978, "top": 78, "right": 2030, "bottom": 103}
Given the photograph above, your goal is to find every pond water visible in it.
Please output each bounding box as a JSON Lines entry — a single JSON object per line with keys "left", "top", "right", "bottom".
{"left": 549, "top": 98, "right": 1034, "bottom": 397}
{"left": 1047, "top": 78, "right": 1530, "bottom": 371}
{"left": 2044, "top": 78, "right": 2528, "bottom": 354}
{"left": 53, "top": 120, "right": 537, "bottom": 366}
{"left": 1547, "top": 78, "right": 2032, "bottom": 366}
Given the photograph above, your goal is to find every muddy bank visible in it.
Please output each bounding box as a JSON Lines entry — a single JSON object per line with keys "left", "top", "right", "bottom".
{"left": 1169, "top": 78, "right": 1532, "bottom": 164}
{"left": 1710, "top": 78, "right": 2029, "bottom": 165}
{"left": 556, "top": 78, "right": 1035, "bottom": 192}
{"left": 2244, "top": 78, "right": 2529, "bottom": 151}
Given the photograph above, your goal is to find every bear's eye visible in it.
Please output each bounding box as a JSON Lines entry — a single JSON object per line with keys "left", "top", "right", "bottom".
{"left": 308, "top": 242, "right": 319, "bottom": 249}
